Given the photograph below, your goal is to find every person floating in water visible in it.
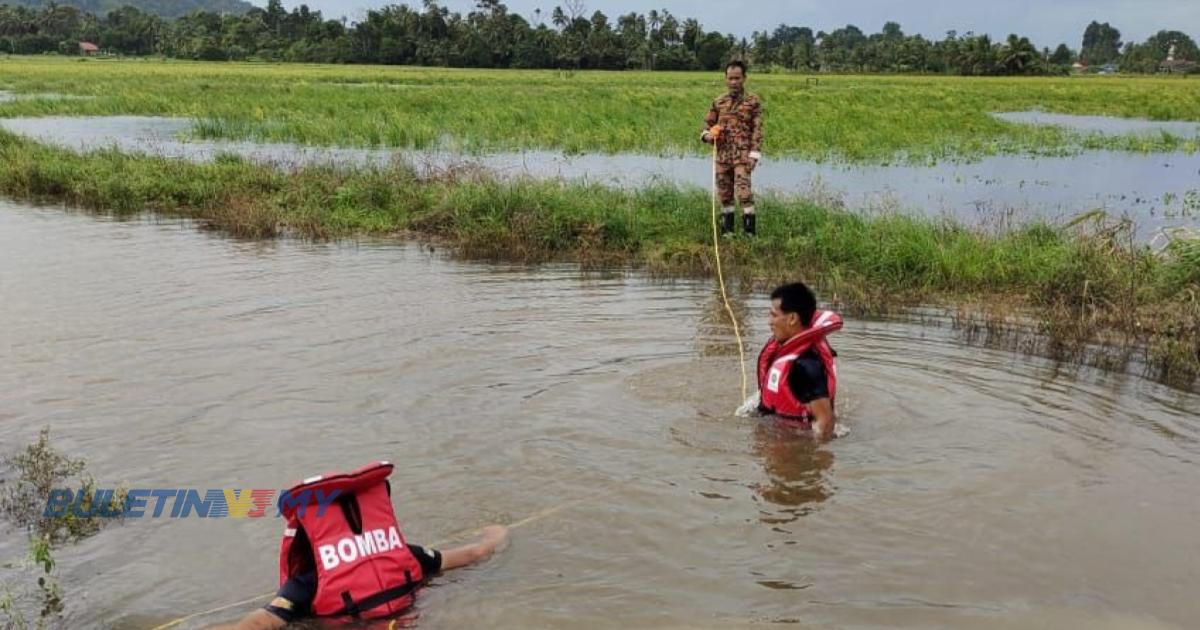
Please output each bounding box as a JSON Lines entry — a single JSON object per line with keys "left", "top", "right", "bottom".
{"left": 209, "top": 461, "right": 507, "bottom": 629}
{"left": 753, "top": 282, "right": 842, "bottom": 441}
{"left": 701, "top": 59, "right": 764, "bottom": 236}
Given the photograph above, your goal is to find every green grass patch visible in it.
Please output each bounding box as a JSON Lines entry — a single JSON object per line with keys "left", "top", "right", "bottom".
{"left": 2, "top": 57, "right": 1199, "bottom": 163}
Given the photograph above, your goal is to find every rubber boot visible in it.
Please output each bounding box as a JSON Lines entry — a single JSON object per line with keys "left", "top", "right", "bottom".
{"left": 721, "top": 212, "right": 735, "bottom": 236}
{"left": 742, "top": 213, "right": 756, "bottom": 236}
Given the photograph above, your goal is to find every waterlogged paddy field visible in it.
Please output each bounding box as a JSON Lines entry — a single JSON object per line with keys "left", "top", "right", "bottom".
{"left": 2, "top": 57, "right": 1200, "bottom": 162}
{"left": 4, "top": 113, "right": 1198, "bottom": 239}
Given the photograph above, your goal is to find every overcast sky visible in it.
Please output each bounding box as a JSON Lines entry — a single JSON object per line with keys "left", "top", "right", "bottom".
{"left": 271, "top": 0, "right": 1197, "bottom": 50}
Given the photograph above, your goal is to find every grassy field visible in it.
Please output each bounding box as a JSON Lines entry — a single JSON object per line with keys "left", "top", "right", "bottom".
{"left": 1, "top": 57, "right": 1199, "bottom": 162}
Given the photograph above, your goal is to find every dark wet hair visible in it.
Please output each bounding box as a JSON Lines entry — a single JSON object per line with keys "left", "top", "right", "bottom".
{"left": 770, "top": 282, "right": 817, "bottom": 327}
{"left": 726, "top": 60, "right": 747, "bottom": 75}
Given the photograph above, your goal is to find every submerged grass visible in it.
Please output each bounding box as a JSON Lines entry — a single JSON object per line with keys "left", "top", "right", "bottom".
{"left": 2, "top": 428, "right": 127, "bottom": 628}
{"left": 0, "top": 128, "right": 1196, "bottom": 388}
{"left": 1, "top": 57, "right": 1199, "bottom": 163}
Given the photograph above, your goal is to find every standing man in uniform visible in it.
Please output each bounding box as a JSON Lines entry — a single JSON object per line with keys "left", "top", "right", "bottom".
{"left": 701, "top": 60, "right": 764, "bottom": 236}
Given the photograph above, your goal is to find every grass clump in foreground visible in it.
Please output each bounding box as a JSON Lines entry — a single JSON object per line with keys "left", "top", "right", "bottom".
{"left": 0, "top": 128, "right": 1196, "bottom": 389}
{"left": 1, "top": 57, "right": 1200, "bottom": 163}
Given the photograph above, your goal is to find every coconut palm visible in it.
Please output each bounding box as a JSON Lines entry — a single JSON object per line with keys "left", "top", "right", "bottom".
{"left": 1001, "top": 33, "right": 1038, "bottom": 74}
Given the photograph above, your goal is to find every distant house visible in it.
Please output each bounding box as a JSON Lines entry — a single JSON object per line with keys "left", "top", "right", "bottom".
{"left": 1161, "top": 60, "right": 1196, "bottom": 74}
{"left": 1160, "top": 43, "right": 1196, "bottom": 74}
{"left": 78, "top": 42, "right": 99, "bottom": 56}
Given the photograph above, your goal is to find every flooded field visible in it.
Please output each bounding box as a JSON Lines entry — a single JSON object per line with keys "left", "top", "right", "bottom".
{"left": 0, "top": 90, "right": 93, "bottom": 103}
{"left": 1, "top": 202, "right": 1197, "bottom": 629}
{"left": 994, "top": 111, "right": 1200, "bottom": 137}
{"left": 2, "top": 115, "right": 1196, "bottom": 240}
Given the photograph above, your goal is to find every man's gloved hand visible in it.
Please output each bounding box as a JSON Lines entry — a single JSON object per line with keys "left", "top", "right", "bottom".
{"left": 701, "top": 124, "right": 723, "bottom": 144}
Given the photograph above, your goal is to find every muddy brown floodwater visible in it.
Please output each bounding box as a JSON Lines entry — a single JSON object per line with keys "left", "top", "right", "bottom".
{"left": 0, "top": 202, "right": 1198, "bottom": 629}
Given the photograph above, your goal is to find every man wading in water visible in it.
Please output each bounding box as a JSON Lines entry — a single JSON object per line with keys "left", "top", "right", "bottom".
{"left": 702, "top": 60, "right": 764, "bottom": 236}
{"left": 753, "top": 282, "right": 841, "bottom": 441}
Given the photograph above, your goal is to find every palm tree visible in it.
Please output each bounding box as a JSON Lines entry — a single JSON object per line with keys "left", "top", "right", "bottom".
{"left": 646, "top": 10, "right": 661, "bottom": 69}
{"left": 659, "top": 10, "right": 678, "bottom": 43}
{"left": 1001, "top": 33, "right": 1037, "bottom": 74}
{"left": 965, "top": 33, "right": 994, "bottom": 75}
{"left": 681, "top": 17, "right": 700, "bottom": 51}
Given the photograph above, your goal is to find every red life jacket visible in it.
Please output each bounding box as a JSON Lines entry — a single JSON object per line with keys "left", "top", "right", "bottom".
{"left": 757, "top": 310, "right": 842, "bottom": 423}
{"left": 278, "top": 461, "right": 424, "bottom": 619}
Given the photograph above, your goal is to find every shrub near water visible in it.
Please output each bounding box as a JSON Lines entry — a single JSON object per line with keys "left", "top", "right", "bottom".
{"left": 1, "top": 428, "right": 126, "bottom": 629}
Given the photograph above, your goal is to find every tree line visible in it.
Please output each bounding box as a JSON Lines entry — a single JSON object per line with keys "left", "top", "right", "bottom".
{"left": 4, "top": 0, "right": 254, "bottom": 19}
{"left": 1, "top": 0, "right": 1197, "bottom": 75}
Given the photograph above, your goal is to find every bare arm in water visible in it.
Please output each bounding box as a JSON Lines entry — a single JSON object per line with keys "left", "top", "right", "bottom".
{"left": 440, "top": 524, "right": 509, "bottom": 569}
{"left": 207, "top": 525, "right": 509, "bottom": 630}
{"left": 808, "top": 397, "right": 835, "bottom": 442}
